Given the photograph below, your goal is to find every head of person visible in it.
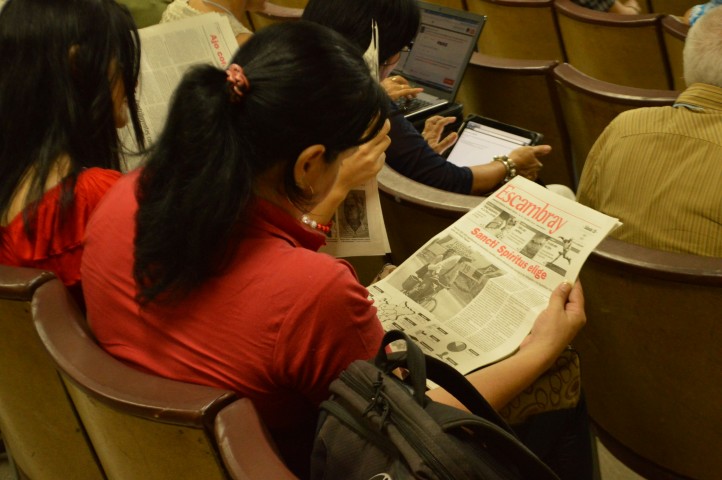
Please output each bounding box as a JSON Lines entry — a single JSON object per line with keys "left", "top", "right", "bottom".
{"left": 0, "top": 0, "right": 143, "bottom": 221}
{"left": 302, "top": 0, "right": 420, "bottom": 80}
{"left": 134, "top": 21, "right": 389, "bottom": 304}
{"left": 683, "top": 5, "right": 722, "bottom": 88}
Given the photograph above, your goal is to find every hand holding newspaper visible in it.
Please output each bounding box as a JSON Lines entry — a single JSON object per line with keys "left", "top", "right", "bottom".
{"left": 368, "top": 176, "right": 621, "bottom": 374}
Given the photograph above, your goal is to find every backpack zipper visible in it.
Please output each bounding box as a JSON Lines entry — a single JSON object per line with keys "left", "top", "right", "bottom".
{"left": 340, "top": 370, "right": 457, "bottom": 480}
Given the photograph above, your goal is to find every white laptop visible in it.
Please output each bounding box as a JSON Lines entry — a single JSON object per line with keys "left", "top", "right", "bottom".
{"left": 393, "top": 2, "right": 486, "bottom": 121}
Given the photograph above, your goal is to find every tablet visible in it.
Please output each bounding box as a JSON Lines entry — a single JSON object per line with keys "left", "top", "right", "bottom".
{"left": 445, "top": 115, "right": 543, "bottom": 168}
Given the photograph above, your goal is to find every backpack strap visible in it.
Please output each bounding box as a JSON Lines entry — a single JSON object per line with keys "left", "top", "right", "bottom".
{"left": 444, "top": 413, "right": 560, "bottom": 480}
{"left": 375, "top": 330, "right": 514, "bottom": 435}
{"left": 374, "top": 330, "right": 427, "bottom": 406}
{"left": 424, "top": 355, "right": 514, "bottom": 435}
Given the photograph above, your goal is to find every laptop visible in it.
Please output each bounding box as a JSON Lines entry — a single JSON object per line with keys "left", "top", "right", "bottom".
{"left": 393, "top": 2, "right": 486, "bottom": 121}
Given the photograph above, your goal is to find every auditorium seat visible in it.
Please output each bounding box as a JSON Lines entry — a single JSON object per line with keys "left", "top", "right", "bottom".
{"left": 0, "top": 266, "right": 104, "bottom": 480}
{"left": 117, "top": 0, "right": 171, "bottom": 28}
{"left": 552, "top": 62, "right": 677, "bottom": 185}
{"left": 214, "top": 398, "right": 298, "bottom": 480}
{"left": 246, "top": 0, "right": 304, "bottom": 31}
{"left": 33, "top": 278, "right": 239, "bottom": 480}
{"left": 377, "top": 165, "right": 483, "bottom": 265}
{"left": 647, "top": 0, "right": 697, "bottom": 14}
{"left": 554, "top": 0, "right": 673, "bottom": 89}
{"left": 422, "top": 0, "right": 467, "bottom": 9}
{"left": 576, "top": 236, "right": 722, "bottom": 480}
{"left": 661, "top": 14, "right": 689, "bottom": 91}
{"left": 466, "top": 0, "right": 566, "bottom": 61}
{"left": 456, "top": 53, "right": 574, "bottom": 189}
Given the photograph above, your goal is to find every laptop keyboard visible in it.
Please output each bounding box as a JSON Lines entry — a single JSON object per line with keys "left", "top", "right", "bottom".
{"left": 397, "top": 97, "right": 432, "bottom": 113}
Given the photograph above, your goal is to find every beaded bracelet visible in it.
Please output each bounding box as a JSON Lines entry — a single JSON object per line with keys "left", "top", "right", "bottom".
{"left": 301, "top": 214, "right": 333, "bottom": 234}
{"left": 493, "top": 155, "right": 518, "bottom": 184}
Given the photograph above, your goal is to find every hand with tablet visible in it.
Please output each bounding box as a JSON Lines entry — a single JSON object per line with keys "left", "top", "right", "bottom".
{"left": 445, "top": 115, "right": 549, "bottom": 185}
{"left": 421, "top": 115, "right": 459, "bottom": 155}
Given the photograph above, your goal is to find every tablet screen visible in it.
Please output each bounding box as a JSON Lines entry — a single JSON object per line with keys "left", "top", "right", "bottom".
{"left": 446, "top": 119, "right": 533, "bottom": 168}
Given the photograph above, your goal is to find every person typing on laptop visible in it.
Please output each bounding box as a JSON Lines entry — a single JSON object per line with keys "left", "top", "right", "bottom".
{"left": 304, "top": 0, "right": 550, "bottom": 196}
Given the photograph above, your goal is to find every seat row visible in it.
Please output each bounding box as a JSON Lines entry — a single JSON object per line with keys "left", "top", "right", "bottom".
{"left": 463, "top": 0, "right": 692, "bottom": 89}
{"left": 456, "top": 55, "right": 679, "bottom": 190}
{"left": 0, "top": 266, "right": 296, "bottom": 480}
{"left": 244, "top": 0, "right": 691, "bottom": 91}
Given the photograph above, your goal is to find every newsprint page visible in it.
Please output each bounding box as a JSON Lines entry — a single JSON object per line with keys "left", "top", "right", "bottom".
{"left": 369, "top": 177, "right": 621, "bottom": 374}
{"left": 122, "top": 14, "right": 389, "bottom": 257}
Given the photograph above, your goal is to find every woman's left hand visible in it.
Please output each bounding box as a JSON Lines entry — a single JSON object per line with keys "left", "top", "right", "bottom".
{"left": 422, "top": 115, "right": 458, "bottom": 155}
{"left": 508, "top": 145, "right": 551, "bottom": 182}
{"left": 381, "top": 75, "right": 423, "bottom": 101}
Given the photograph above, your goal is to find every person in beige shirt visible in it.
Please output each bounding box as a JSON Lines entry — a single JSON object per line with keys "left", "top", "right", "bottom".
{"left": 577, "top": 6, "right": 722, "bottom": 257}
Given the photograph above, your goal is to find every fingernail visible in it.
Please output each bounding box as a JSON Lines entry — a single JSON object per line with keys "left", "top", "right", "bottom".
{"left": 559, "top": 280, "right": 571, "bottom": 293}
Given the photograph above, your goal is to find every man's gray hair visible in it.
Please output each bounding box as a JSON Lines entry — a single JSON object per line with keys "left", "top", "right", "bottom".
{"left": 684, "top": 6, "right": 722, "bottom": 87}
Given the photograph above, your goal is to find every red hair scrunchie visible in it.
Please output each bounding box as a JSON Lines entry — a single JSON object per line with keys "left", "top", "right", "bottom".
{"left": 226, "top": 63, "right": 250, "bottom": 103}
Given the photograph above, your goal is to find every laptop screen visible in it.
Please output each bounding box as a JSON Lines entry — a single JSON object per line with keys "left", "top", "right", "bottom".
{"left": 396, "top": 4, "right": 484, "bottom": 95}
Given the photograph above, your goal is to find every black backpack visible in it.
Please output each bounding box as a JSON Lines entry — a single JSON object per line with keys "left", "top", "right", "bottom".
{"left": 310, "top": 330, "right": 560, "bottom": 480}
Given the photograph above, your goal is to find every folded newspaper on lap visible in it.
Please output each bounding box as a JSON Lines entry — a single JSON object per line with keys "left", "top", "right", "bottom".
{"left": 121, "top": 14, "right": 389, "bottom": 257}
{"left": 369, "top": 177, "right": 621, "bottom": 374}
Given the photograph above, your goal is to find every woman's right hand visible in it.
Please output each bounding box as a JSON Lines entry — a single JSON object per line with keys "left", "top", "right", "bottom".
{"left": 381, "top": 75, "right": 423, "bottom": 101}
{"left": 520, "top": 281, "right": 586, "bottom": 359}
{"left": 334, "top": 119, "right": 391, "bottom": 193}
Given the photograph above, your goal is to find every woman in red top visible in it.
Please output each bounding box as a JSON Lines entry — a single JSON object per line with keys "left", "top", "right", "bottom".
{"left": 0, "top": 0, "right": 145, "bottom": 302}
{"left": 82, "top": 21, "right": 587, "bottom": 478}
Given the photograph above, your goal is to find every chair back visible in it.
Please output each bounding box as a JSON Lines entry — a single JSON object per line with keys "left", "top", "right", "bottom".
{"left": 552, "top": 62, "right": 677, "bottom": 185}
{"left": 117, "top": 0, "right": 172, "bottom": 28}
{"left": 647, "top": 0, "right": 697, "bottom": 14}
{"left": 456, "top": 53, "right": 574, "bottom": 188}
{"left": 214, "top": 398, "right": 298, "bottom": 480}
{"left": 377, "top": 165, "right": 483, "bottom": 265}
{"left": 554, "top": 0, "right": 672, "bottom": 89}
{"left": 466, "top": 0, "right": 566, "bottom": 61}
{"left": 0, "top": 266, "right": 104, "bottom": 480}
{"left": 577, "top": 237, "right": 722, "bottom": 480}
{"left": 246, "top": 0, "right": 304, "bottom": 31}
{"left": 33, "top": 278, "right": 238, "bottom": 480}
{"left": 424, "top": 0, "right": 467, "bottom": 8}
{"left": 661, "top": 15, "right": 689, "bottom": 91}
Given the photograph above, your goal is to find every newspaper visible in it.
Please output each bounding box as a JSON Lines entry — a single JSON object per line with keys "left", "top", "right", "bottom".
{"left": 121, "top": 13, "right": 238, "bottom": 169}
{"left": 121, "top": 13, "right": 389, "bottom": 257}
{"left": 369, "top": 176, "right": 621, "bottom": 374}
{"left": 319, "top": 179, "right": 391, "bottom": 257}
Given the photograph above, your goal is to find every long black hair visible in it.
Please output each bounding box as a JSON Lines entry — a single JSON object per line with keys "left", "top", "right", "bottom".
{"left": 134, "top": 21, "right": 389, "bottom": 304}
{"left": 303, "top": 0, "right": 421, "bottom": 65}
{"left": 0, "top": 0, "right": 144, "bottom": 228}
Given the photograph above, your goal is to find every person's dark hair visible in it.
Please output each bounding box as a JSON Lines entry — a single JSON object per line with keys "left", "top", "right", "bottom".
{"left": 303, "top": 0, "right": 420, "bottom": 65}
{"left": 0, "top": 0, "right": 144, "bottom": 230}
{"left": 134, "top": 21, "right": 389, "bottom": 304}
